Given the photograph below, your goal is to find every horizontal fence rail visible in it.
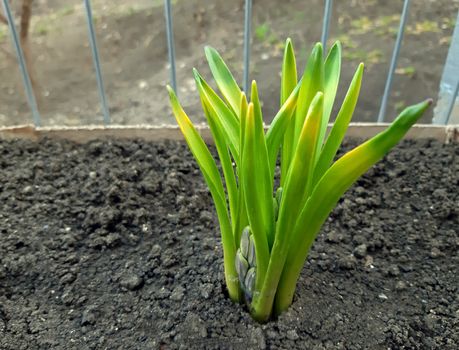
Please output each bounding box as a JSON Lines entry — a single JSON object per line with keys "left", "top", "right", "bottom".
{"left": 0, "top": 124, "right": 457, "bottom": 144}
{"left": 1, "top": 0, "right": 458, "bottom": 127}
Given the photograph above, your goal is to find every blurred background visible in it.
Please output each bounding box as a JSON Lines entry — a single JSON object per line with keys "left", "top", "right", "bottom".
{"left": 0, "top": 0, "right": 458, "bottom": 126}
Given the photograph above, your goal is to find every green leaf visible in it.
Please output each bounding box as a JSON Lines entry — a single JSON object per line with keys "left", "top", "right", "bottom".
{"left": 280, "top": 38, "right": 297, "bottom": 106}
{"left": 193, "top": 68, "right": 240, "bottom": 165}
{"left": 313, "top": 63, "right": 364, "bottom": 185}
{"left": 199, "top": 89, "right": 239, "bottom": 230}
{"left": 281, "top": 39, "right": 299, "bottom": 185}
{"left": 250, "top": 81, "right": 275, "bottom": 223}
{"left": 167, "top": 86, "right": 240, "bottom": 301}
{"left": 282, "top": 43, "right": 324, "bottom": 186}
{"left": 293, "top": 43, "right": 324, "bottom": 149}
{"left": 266, "top": 81, "right": 301, "bottom": 178}
{"left": 239, "top": 92, "right": 248, "bottom": 171}
{"left": 251, "top": 92, "right": 324, "bottom": 321}
{"left": 205, "top": 46, "right": 243, "bottom": 117}
{"left": 274, "top": 99, "right": 432, "bottom": 314}
{"left": 277, "top": 91, "right": 324, "bottom": 246}
{"left": 250, "top": 80, "right": 264, "bottom": 129}
{"left": 234, "top": 93, "right": 249, "bottom": 246}
{"left": 319, "top": 41, "right": 342, "bottom": 151}
{"left": 241, "top": 100, "right": 271, "bottom": 295}
{"left": 246, "top": 81, "right": 275, "bottom": 248}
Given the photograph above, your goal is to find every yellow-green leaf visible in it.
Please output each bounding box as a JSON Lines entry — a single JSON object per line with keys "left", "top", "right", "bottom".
{"left": 252, "top": 93, "right": 324, "bottom": 321}
{"left": 276, "top": 92, "right": 324, "bottom": 248}
{"left": 205, "top": 46, "right": 243, "bottom": 117}
{"left": 199, "top": 91, "right": 239, "bottom": 229}
{"left": 319, "top": 41, "right": 342, "bottom": 150}
{"left": 313, "top": 63, "right": 364, "bottom": 185}
{"left": 168, "top": 86, "right": 226, "bottom": 204}
{"left": 167, "top": 85, "right": 239, "bottom": 300}
{"left": 276, "top": 99, "right": 432, "bottom": 311}
{"left": 193, "top": 68, "right": 240, "bottom": 164}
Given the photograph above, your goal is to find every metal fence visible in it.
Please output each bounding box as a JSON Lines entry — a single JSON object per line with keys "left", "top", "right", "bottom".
{"left": 1, "top": 0, "right": 458, "bottom": 127}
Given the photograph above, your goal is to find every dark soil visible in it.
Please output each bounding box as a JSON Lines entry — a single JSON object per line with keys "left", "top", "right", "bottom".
{"left": 1, "top": 0, "right": 458, "bottom": 126}
{"left": 0, "top": 137, "right": 458, "bottom": 349}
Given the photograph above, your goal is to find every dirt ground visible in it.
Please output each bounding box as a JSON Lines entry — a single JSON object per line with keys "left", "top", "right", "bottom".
{"left": 0, "top": 0, "right": 458, "bottom": 126}
{"left": 0, "top": 137, "right": 457, "bottom": 349}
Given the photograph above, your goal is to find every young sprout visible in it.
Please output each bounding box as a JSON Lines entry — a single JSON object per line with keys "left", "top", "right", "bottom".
{"left": 167, "top": 39, "right": 431, "bottom": 322}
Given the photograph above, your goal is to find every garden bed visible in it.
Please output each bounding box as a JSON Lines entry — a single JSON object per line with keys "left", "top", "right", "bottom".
{"left": 0, "top": 137, "right": 457, "bottom": 349}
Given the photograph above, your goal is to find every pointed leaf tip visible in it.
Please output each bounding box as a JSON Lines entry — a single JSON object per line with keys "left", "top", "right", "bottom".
{"left": 251, "top": 80, "right": 259, "bottom": 99}
{"left": 314, "top": 41, "right": 323, "bottom": 51}
{"left": 167, "top": 85, "right": 177, "bottom": 100}
{"left": 331, "top": 40, "right": 342, "bottom": 50}
{"left": 393, "top": 98, "right": 432, "bottom": 128}
{"left": 204, "top": 45, "right": 213, "bottom": 54}
{"left": 193, "top": 68, "right": 204, "bottom": 86}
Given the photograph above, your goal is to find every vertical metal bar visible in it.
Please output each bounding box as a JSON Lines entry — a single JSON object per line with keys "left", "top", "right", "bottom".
{"left": 321, "top": 0, "right": 333, "bottom": 53}
{"left": 83, "top": 0, "right": 110, "bottom": 125}
{"left": 164, "top": 0, "right": 177, "bottom": 93}
{"left": 377, "top": 0, "right": 410, "bottom": 123}
{"left": 434, "top": 11, "right": 459, "bottom": 125}
{"left": 2, "top": 0, "right": 41, "bottom": 126}
{"left": 243, "top": 0, "right": 252, "bottom": 93}
{"left": 445, "top": 78, "right": 459, "bottom": 124}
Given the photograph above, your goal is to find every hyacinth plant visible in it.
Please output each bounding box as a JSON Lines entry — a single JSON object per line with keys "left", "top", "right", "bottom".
{"left": 167, "top": 39, "right": 431, "bottom": 322}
